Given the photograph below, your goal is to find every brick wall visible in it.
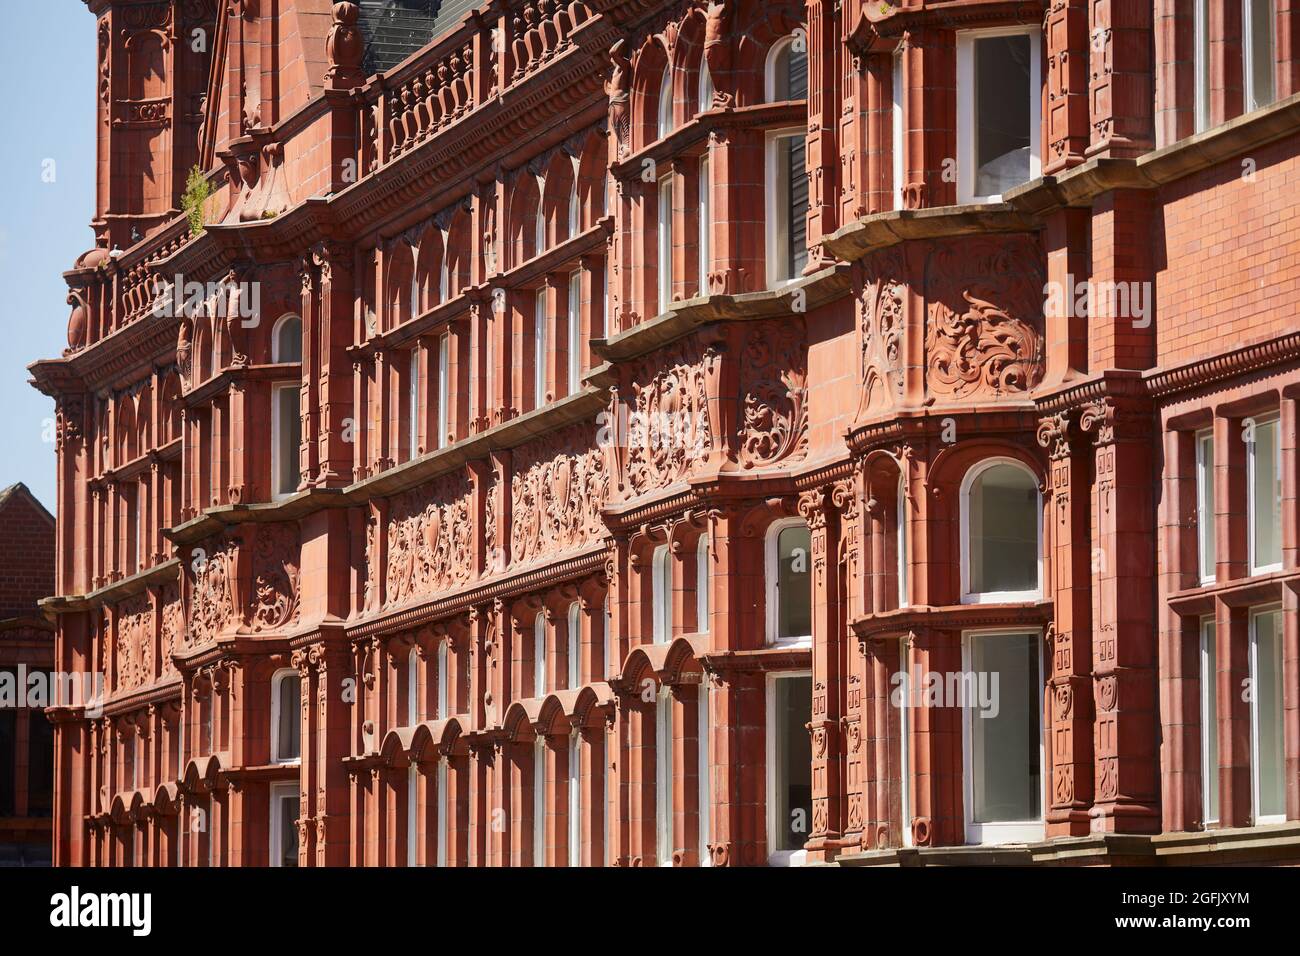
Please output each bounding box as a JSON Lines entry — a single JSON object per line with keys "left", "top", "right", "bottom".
{"left": 1157, "top": 130, "right": 1300, "bottom": 368}
{"left": 0, "top": 486, "right": 55, "bottom": 621}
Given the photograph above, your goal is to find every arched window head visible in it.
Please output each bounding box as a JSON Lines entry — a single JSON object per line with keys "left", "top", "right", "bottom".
{"left": 657, "top": 67, "right": 674, "bottom": 139}
{"left": 272, "top": 314, "right": 303, "bottom": 364}
{"left": 271, "top": 669, "right": 302, "bottom": 763}
{"left": 765, "top": 35, "right": 808, "bottom": 102}
{"left": 766, "top": 518, "right": 812, "bottom": 646}
{"left": 961, "top": 460, "right": 1042, "bottom": 603}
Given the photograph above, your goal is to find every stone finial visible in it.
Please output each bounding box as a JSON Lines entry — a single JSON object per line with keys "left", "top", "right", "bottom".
{"left": 325, "top": 2, "right": 365, "bottom": 90}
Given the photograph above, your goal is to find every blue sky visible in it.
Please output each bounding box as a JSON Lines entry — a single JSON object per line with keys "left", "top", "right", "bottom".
{"left": 0, "top": 3, "right": 97, "bottom": 513}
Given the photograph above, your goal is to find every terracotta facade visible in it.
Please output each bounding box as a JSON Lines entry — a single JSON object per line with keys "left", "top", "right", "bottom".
{"left": 28, "top": 0, "right": 1300, "bottom": 866}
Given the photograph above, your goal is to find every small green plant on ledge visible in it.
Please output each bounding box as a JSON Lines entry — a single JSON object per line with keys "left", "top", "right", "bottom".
{"left": 182, "top": 165, "right": 212, "bottom": 236}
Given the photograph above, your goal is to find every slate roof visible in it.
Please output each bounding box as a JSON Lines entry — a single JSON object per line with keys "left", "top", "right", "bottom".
{"left": 359, "top": 0, "right": 480, "bottom": 76}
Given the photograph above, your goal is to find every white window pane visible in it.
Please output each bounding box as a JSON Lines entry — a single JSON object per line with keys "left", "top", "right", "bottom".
{"left": 277, "top": 792, "right": 299, "bottom": 867}
{"left": 969, "top": 633, "right": 1040, "bottom": 824}
{"left": 568, "top": 732, "right": 581, "bottom": 867}
{"left": 409, "top": 350, "right": 420, "bottom": 458}
{"left": 658, "top": 69, "right": 673, "bottom": 139}
{"left": 653, "top": 545, "right": 672, "bottom": 645}
{"left": 776, "top": 525, "right": 811, "bottom": 641}
{"left": 1253, "top": 609, "right": 1284, "bottom": 819}
{"left": 407, "top": 764, "right": 418, "bottom": 866}
{"left": 534, "top": 290, "right": 548, "bottom": 409}
{"left": 277, "top": 674, "right": 300, "bottom": 761}
{"left": 534, "top": 612, "right": 546, "bottom": 696}
{"left": 1201, "top": 619, "right": 1219, "bottom": 823}
{"left": 1246, "top": 0, "right": 1276, "bottom": 111}
{"left": 968, "top": 464, "right": 1038, "bottom": 596}
{"left": 1197, "top": 431, "right": 1216, "bottom": 582}
{"left": 655, "top": 690, "right": 673, "bottom": 864}
{"left": 698, "top": 156, "right": 710, "bottom": 296}
{"left": 772, "top": 675, "right": 811, "bottom": 852}
{"left": 696, "top": 534, "right": 709, "bottom": 632}
{"left": 436, "top": 759, "right": 449, "bottom": 866}
{"left": 407, "top": 649, "right": 419, "bottom": 727}
{"left": 437, "top": 334, "right": 449, "bottom": 449}
{"left": 1195, "top": 0, "right": 1211, "bottom": 131}
{"left": 698, "top": 683, "right": 711, "bottom": 863}
{"left": 658, "top": 178, "right": 673, "bottom": 313}
{"left": 974, "top": 34, "right": 1032, "bottom": 197}
{"left": 533, "top": 737, "right": 546, "bottom": 865}
{"left": 567, "top": 272, "right": 581, "bottom": 396}
{"left": 1250, "top": 419, "right": 1282, "bottom": 571}
{"left": 436, "top": 641, "right": 449, "bottom": 719}
{"left": 567, "top": 602, "right": 580, "bottom": 690}
{"left": 275, "top": 386, "right": 301, "bottom": 497}
{"left": 892, "top": 51, "right": 904, "bottom": 210}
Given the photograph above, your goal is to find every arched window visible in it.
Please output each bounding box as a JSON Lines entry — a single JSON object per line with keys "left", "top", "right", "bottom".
{"left": 270, "top": 669, "right": 301, "bottom": 763}
{"left": 765, "top": 35, "right": 808, "bottom": 102}
{"left": 766, "top": 519, "right": 811, "bottom": 646}
{"left": 534, "top": 176, "right": 547, "bottom": 254}
{"left": 961, "top": 459, "right": 1041, "bottom": 603}
{"left": 407, "top": 647, "right": 419, "bottom": 727}
{"left": 657, "top": 66, "right": 674, "bottom": 139}
{"left": 534, "top": 611, "right": 547, "bottom": 697}
{"left": 568, "top": 176, "right": 580, "bottom": 238}
{"left": 272, "top": 314, "right": 302, "bottom": 363}
{"left": 652, "top": 544, "right": 672, "bottom": 645}
{"left": 567, "top": 602, "right": 581, "bottom": 690}
{"left": 436, "top": 640, "right": 449, "bottom": 719}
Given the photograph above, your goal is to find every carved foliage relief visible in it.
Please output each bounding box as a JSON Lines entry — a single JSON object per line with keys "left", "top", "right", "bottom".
{"left": 856, "top": 250, "right": 906, "bottom": 417}
{"left": 739, "top": 318, "right": 809, "bottom": 468}
{"left": 386, "top": 474, "right": 474, "bottom": 607}
{"left": 625, "top": 337, "right": 714, "bottom": 495}
{"left": 114, "top": 593, "right": 154, "bottom": 692}
{"left": 251, "top": 524, "right": 301, "bottom": 631}
{"left": 187, "top": 536, "right": 236, "bottom": 646}
{"left": 924, "top": 235, "right": 1044, "bottom": 400}
{"left": 511, "top": 424, "right": 608, "bottom": 565}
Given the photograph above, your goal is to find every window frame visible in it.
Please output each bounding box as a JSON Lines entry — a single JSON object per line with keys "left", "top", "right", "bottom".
{"left": 899, "top": 641, "right": 913, "bottom": 847}
{"left": 270, "top": 382, "right": 301, "bottom": 501}
{"left": 1199, "top": 615, "right": 1219, "bottom": 826}
{"left": 655, "top": 684, "right": 674, "bottom": 866}
{"left": 765, "top": 516, "right": 813, "bottom": 647}
{"left": 763, "top": 35, "right": 807, "bottom": 103}
{"left": 567, "top": 601, "right": 581, "bottom": 690}
{"left": 534, "top": 288, "right": 549, "bottom": 410}
{"left": 436, "top": 332, "right": 450, "bottom": 450}
{"left": 1194, "top": 0, "right": 1211, "bottom": 132}
{"left": 568, "top": 730, "right": 581, "bottom": 867}
{"left": 567, "top": 271, "right": 582, "bottom": 396}
{"left": 1247, "top": 414, "right": 1282, "bottom": 575}
{"left": 1243, "top": 0, "right": 1276, "bottom": 113}
{"left": 657, "top": 66, "right": 674, "bottom": 140}
{"left": 406, "top": 763, "right": 419, "bottom": 866}
{"left": 533, "top": 734, "right": 547, "bottom": 865}
{"left": 892, "top": 47, "right": 905, "bottom": 211}
{"left": 657, "top": 171, "right": 674, "bottom": 314}
{"left": 696, "top": 532, "right": 710, "bottom": 633}
{"left": 955, "top": 25, "right": 1042, "bottom": 204}
{"left": 960, "top": 626, "right": 1046, "bottom": 846}
{"left": 652, "top": 543, "right": 672, "bottom": 646}
{"left": 698, "top": 680, "right": 712, "bottom": 866}
{"left": 1249, "top": 604, "right": 1285, "bottom": 824}
{"left": 1196, "top": 428, "right": 1217, "bottom": 585}
{"left": 534, "top": 611, "right": 547, "bottom": 697}
{"left": 959, "top": 457, "right": 1044, "bottom": 605}
{"left": 765, "top": 668, "right": 812, "bottom": 866}
{"left": 698, "top": 153, "right": 711, "bottom": 297}
{"left": 436, "top": 756, "right": 449, "bottom": 867}
{"left": 268, "top": 780, "right": 299, "bottom": 868}
{"left": 406, "top": 646, "right": 420, "bottom": 728}
{"left": 270, "top": 668, "right": 301, "bottom": 765}
{"left": 763, "top": 127, "right": 809, "bottom": 288}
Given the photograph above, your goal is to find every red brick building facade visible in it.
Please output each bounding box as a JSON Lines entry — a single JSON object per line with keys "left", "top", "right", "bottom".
{"left": 27, "top": 0, "right": 1300, "bottom": 866}
{"left": 0, "top": 483, "right": 56, "bottom": 866}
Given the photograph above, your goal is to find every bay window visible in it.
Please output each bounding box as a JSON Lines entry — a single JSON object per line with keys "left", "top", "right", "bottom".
{"left": 956, "top": 27, "right": 1041, "bottom": 202}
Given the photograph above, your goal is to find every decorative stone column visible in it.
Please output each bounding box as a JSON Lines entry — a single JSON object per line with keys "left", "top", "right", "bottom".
{"left": 1080, "top": 394, "right": 1160, "bottom": 833}
{"left": 1037, "top": 411, "right": 1095, "bottom": 836}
